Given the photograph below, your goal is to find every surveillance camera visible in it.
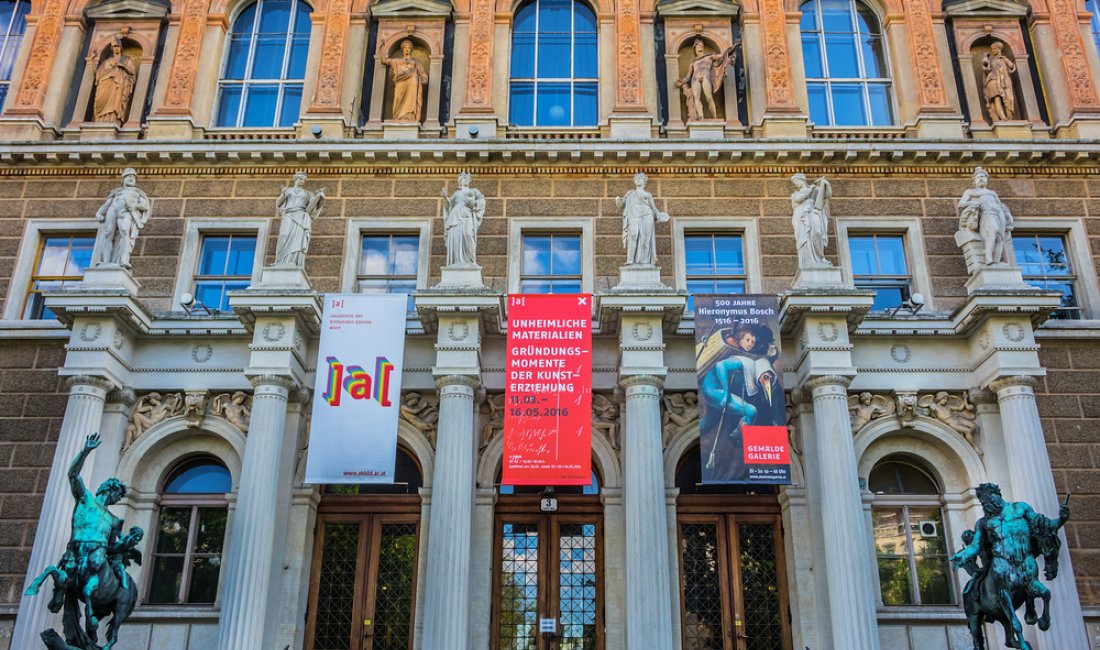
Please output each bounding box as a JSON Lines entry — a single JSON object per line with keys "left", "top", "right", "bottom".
{"left": 311, "top": 125, "right": 323, "bottom": 139}
{"left": 468, "top": 125, "right": 480, "bottom": 139}
{"left": 180, "top": 292, "right": 195, "bottom": 309}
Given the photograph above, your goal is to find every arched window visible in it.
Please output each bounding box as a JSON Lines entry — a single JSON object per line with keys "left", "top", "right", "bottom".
{"left": 868, "top": 458, "right": 954, "bottom": 606}
{"left": 508, "top": 0, "right": 598, "bottom": 127}
{"left": 0, "top": 0, "right": 30, "bottom": 110}
{"left": 800, "top": 0, "right": 893, "bottom": 126}
{"left": 1088, "top": 0, "right": 1100, "bottom": 62}
{"left": 147, "top": 458, "right": 232, "bottom": 605}
{"left": 215, "top": 0, "right": 312, "bottom": 127}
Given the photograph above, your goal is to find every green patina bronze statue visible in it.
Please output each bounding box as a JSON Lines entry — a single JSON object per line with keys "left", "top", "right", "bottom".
{"left": 950, "top": 482, "right": 1070, "bottom": 650}
{"left": 24, "top": 433, "right": 143, "bottom": 650}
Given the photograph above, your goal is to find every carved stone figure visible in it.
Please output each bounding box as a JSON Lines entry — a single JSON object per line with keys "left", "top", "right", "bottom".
{"left": 274, "top": 171, "right": 325, "bottom": 267}
{"left": 399, "top": 392, "right": 440, "bottom": 442}
{"left": 441, "top": 172, "right": 486, "bottom": 267}
{"left": 592, "top": 394, "right": 621, "bottom": 451}
{"left": 847, "top": 392, "right": 895, "bottom": 433}
{"left": 123, "top": 392, "right": 183, "bottom": 450}
{"left": 91, "top": 168, "right": 151, "bottom": 269}
{"left": 91, "top": 36, "right": 136, "bottom": 125}
{"left": 480, "top": 393, "right": 506, "bottom": 451}
{"left": 213, "top": 391, "right": 252, "bottom": 433}
{"left": 790, "top": 173, "right": 833, "bottom": 268}
{"left": 24, "top": 433, "right": 143, "bottom": 650}
{"left": 381, "top": 39, "right": 428, "bottom": 122}
{"left": 951, "top": 483, "right": 1071, "bottom": 650}
{"left": 982, "top": 42, "right": 1017, "bottom": 123}
{"left": 662, "top": 392, "right": 699, "bottom": 445}
{"left": 616, "top": 173, "right": 669, "bottom": 266}
{"left": 183, "top": 392, "right": 207, "bottom": 427}
{"left": 957, "top": 167, "right": 1014, "bottom": 266}
{"left": 895, "top": 392, "right": 919, "bottom": 428}
{"left": 675, "top": 38, "right": 737, "bottom": 121}
{"left": 919, "top": 391, "right": 978, "bottom": 442}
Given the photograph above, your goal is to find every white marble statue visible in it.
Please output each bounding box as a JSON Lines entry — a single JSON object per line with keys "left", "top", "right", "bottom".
{"left": 274, "top": 171, "right": 325, "bottom": 267}
{"left": 616, "top": 172, "right": 670, "bottom": 266}
{"left": 957, "top": 167, "right": 1013, "bottom": 266}
{"left": 441, "top": 171, "right": 486, "bottom": 267}
{"left": 91, "top": 167, "right": 151, "bottom": 269}
{"left": 790, "top": 173, "right": 833, "bottom": 268}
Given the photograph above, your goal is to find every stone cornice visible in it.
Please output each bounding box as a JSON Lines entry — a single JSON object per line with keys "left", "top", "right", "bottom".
{"left": 989, "top": 375, "right": 1040, "bottom": 394}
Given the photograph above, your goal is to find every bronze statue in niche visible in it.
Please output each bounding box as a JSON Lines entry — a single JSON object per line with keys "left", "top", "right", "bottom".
{"left": 91, "top": 36, "right": 137, "bottom": 125}
{"left": 982, "top": 41, "right": 1017, "bottom": 123}
{"left": 675, "top": 37, "right": 737, "bottom": 121}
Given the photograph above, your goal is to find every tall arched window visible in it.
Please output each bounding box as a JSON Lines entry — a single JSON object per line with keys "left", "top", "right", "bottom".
{"left": 509, "top": 0, "right": 598, "bottom": 127}
{"left": 868, "top": 458, "right": 954, "bottom": 606}
{"left": 215, "top": 0, "right": 312, "bottom": 128}
{"left": 0, "top": 0, "right": 30, "bottom": 110}
{"left": 800, "top": 0, "right": 894, "bottom": 126}
{"left": 147, "top": 458, "right": 232, "bottom": 605}
{"left": 1088, "top": 0, "right": 1100, "bottom": 62}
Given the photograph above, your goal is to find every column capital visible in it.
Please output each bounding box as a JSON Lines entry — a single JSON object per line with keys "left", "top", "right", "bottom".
{"left": 106, "top": 387, "right": 138, "bottom": 407}
{"left": 990, "top": 375, "right": 1040, "bottom": 395}
{"left": 64, "top": 375, "right": 115, "bottom": 393}
{"left": 804, "top": 374, "right": 853, "bottom": 393}
{"left": 249, "top": 374, "right": 298, "bottom": 391}
{"left": 434, "top": 374, "right": 481, "bottom": 391}
{"left": 618, "top": 374, "right": 664, "bottom": 391}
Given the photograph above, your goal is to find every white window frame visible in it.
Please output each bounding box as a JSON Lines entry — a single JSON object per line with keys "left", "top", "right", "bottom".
{"left": 172, "top": 218, "right": 269, "bottom": 312}
{"left": 835, "top": 217, "right": 934, "bottom": 312}
{"left": 673, "top": 218, "right": 763, "bottom": 315}
{"left": 871, "top": 493, "right": 956, "bottom": 607}
{"left": 507, "top": 217, "right": 594, "bottom": 295}
{"left": 3, "top": 219, "right": 98, "bottom": 321}
{"left": 1011, "top": 218, "right": 1100, "bottom": 322}
{"left": 340, "top": 218, "right": 432, "bottom": 294}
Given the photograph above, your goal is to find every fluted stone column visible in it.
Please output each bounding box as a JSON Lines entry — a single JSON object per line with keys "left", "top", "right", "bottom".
{"left": 12, "top": 375, "right": 113, "bottom": 648}
{"left": 620, "top": 374, "right": 675, "bottom": 648}
{"left": 217, "top": 375, "right": 294, "bottom": 650}
{"left": 422, "top": 374, "right": 479, "bottom": 650}
{"left": 806, "top": 375, "right": 880, "bottom": 650}
{"left": 992, "top": 375, "right": 1089, "bottom": 650}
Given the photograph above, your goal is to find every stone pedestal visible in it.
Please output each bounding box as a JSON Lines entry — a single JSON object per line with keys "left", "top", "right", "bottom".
{"left": 611, "top": 264, "right": 668, "bottom": 292}
{"left": 77, "top": 123, "right": 123, "bottom": 141}
{"left": 792, "top": 263, "right": 848, "bottom": 290}
{"left": 254, "top": 264, "right": 311, "bottom": 290}
{"left": 298, "top": 116, "right": 350, "bottom": 139}
{"left": 759, "top": 115, "right": 809, "bottom": 138}
{"left": 913, "top": 114, "right": 967, "bottom": 139}
{"left": 991, "top": 120, "right": 1034, "bottom": 139}
{"left": 81, "top": 265, "right": 142, "bottom": 293}
{"left": 687, "top": 121, "right": 725, "bottom": 139}
{"left": 383, "top": 122, "right": 421, "bottom": 139}
{"left": 608, "top": 114, "right": 654, "bottom": 139}
{"left": 435, "top": 264, "right": 486, "bottom": 289}
{"left": 453, "top": 116, "right": 498, "bottom": 139}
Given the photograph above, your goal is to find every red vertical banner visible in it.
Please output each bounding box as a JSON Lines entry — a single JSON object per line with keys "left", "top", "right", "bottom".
{"left": 504, "top": 294, "right": 593, "bottom": 486}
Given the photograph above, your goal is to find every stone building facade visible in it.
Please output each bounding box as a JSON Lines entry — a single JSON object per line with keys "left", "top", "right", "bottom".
{"left": 0, "top": 0, "right": 1098, "bottom": 647}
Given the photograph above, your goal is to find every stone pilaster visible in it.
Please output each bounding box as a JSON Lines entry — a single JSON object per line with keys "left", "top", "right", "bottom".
{"left": 11, "top": 375, "right": 113, "bottom": 649}
{"left": 991, "top": 375, "right": 1089, "bottom": 650}
{"left": 422, "top": 374, "right": 480, "bottom": 650}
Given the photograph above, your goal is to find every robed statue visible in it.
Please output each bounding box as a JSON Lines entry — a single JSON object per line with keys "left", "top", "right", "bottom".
{"left": 381, "top": 39, "right": 429, "bottom": 123}
{"left": 441, "top": 171, "right": 486, "bottom": 267}
{"left": 983, "top": 42, "right": 1017, "bottom": 123}
{"left": 950, "top": 483, "right": 1070, "bottom": 650}
{"left": 24, "top": 434, "right": 143, "bottom": 650}
{"left": 274, "top": 171, "right": 325, "bottom": 267}
{"left": 91, "top": 168, "right": 150, "bottom": 269}
{"left": 616, "top": 172, "right": 669, "bottom": 266}
{"left": 675, "top": 38, "right": 737, "bottom": 122}
{"left": 957, "top": 166, "right": 1014, "bottom": 266}
{"left": 91, "top": 36, "right": 136, "bottom": 125}
{"left": 790, "top": 173, "right": 832, "bottom": 268}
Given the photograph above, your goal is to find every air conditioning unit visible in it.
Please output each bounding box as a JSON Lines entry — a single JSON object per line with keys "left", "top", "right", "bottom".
{"left": 919, "top": 521, "right": 938, "bottom": 538}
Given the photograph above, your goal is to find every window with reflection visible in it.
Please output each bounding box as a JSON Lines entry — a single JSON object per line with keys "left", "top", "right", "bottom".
{"left": 1089, "top": 0, "right": 1100, "bottom": 62}
{"left": 800, "top": 0, "right": 894, "bottom": 126}
{"left": 194, "top": 234, "right": 256, "bottom": 311}
{"left": 358, "top": 233, "right": 420, "bottom": 311}
{"left": 684, "top": 233, "right": 746, "bottom": 312}
{"left": 22, "top": 235, "right": 95, "bottom": 320}
{"left": 509, "top": 0, "right": 598, "bottom": 127}
{"left": 147, "top": 458, "right": 232, "bottom": 605}
{"left": 868, "top": 458, "right": 954, "bottom": 606}
{"left": 0, "top": 0, "right": 29, "bottom": 110}
{"left": 849, "top": 233, "right": 910, "bottom": 310}
{"left": 520, "top": 233, "right": 582, "bottom": 293}
{"left": 216, "top": 0, "right": 312, "bottom": 127}
{"left": 1013, "top": 233, "right": 1080, "bottom": 319}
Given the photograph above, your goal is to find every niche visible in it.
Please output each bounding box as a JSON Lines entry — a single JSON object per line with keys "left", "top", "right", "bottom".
{"left": 84, "top": 36, "right": 143, "bottom": 125}
{"left": 969, "top": 36, "right": 1027, "bottom": 124}
{"left": 675, "top": 35, "right": 732, "bottom": 122}
{"left": 380, "top": 38, "right": 432, "bottom": 124}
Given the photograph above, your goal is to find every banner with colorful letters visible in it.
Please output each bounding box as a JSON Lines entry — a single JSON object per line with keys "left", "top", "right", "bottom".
{"left": 305, "top": 293, "right": 406, "bottom": 484}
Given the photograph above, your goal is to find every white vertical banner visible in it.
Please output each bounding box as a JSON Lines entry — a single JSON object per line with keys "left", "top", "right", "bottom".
{"left": 305, "top": 293, "right": 407, "bottom": 484}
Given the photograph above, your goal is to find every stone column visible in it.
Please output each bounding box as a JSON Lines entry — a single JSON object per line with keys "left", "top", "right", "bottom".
{"left": 806, "top": 375, "right": 881, "bottom": 650}
{"left": 422, "top": 374, "right": 479, "bottom": 650}
{"left": 216, "top": 375, "right": 294, "bottom": 650}
{"left": 991, "top": 375, "right": 1089, "bottom": 650}
{"left": 620, "top": 375, "right": 675, "bottom": 648}
{"left": 11, "top": 375, "right": 113, "bottom": 649}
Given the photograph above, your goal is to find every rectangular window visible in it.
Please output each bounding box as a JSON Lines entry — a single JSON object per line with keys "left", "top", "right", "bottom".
{"left": 147, "top": 505, "right": 228, "bottom": 605}
{"left": 193, "top": 234, "right": 256, "bottom": 312}
{"left": 684, "top": 233, "right": 747, "bottom": 312}
{"left": 849, "top": 234, "right": 910, "bottom": 310}
{"left": 520, "top": 233, "right": 582, "bottom": 294}
{"left": 873, "top": 506, "right": 954, "bottom": 606}
{"left": 22, "top": 235, "right": 96, "bottom": 320}
{"left": 358, "top": 234, "right": 420, "bottom": 310}
{"left": 1013, "top": 233, "right": 1080, "bottom": 320}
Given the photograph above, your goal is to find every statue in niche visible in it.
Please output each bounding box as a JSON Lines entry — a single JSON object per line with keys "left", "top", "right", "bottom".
{"left": 616, "top": 172, "right": 670, "bottom": 266}
{"left": 957, "top": 166, "right": 1014, "bottom": 266}
{"left": 982, "top": 41, "right": 1018, "bottom": 123}
{"left": 441, "top": 171, "right": 486, "bottom": 267}
{"left": 790, "top": 173, "right": 833, "bottom": 268}
{"left": 274, "top": 171, "right": 325, "bottom": 267}
{"left": 91, "top": 36, "right": 136, "bottom": 125}
{"left": 381, "top": 39, "right": 429, "bottom": 123}
{"left": 91, "top": 168, "right": 151, "bottom": 269}
{"left": 675, "top": 37, "right": 737, "bottom": 122}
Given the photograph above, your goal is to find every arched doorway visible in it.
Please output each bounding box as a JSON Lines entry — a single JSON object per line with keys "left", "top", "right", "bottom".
{"left": 492, "top": 469, "right": 603, "bottom": 650}
{"left": 675, "top": 446, "right": 792, "bottom": 650}
{"left": 305, "top": 447, "right": 423, "bottom": 650}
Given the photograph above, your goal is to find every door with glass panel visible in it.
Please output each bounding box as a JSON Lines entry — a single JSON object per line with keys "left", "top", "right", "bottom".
{"left": 493, "top": 512, "right": 602, "bottom": 650}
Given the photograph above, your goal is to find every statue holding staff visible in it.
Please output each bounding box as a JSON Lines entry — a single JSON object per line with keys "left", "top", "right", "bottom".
{"left": 675, "top": 37, "right": 737, "bottom": 122}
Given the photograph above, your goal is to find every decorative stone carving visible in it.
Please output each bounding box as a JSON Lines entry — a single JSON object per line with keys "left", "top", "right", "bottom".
{"left": 848, "top": 392, "right": 896, "bottom": 433}
{"left": 213, "top": 391, "right": 253, "bottom": 433}
{"left": 462, "top": 0, "right": 494, "bottom": 109}
{"left": 847, "top": 390, "right": 978, "bottom": 440}
{"left": 400, "top": 392, "right": 440, "bottom": 445}
{"left": 11, "top": 0, "right": 63, "bottom": 113}
{"left": 442, "top": 172, "right": 486, "bottom": 267}
{"left": 161, "top": 0, "right": 207, "bottom": 112}
{"left": 91, "top": 35, "right": 137, "bottom": 125}
{"left": 593, "top": 393, "right": 622, "bottom": 450}
{"left": 183, "top": 391, "right": 208, "bottom": 427}
{"left": 480, "top": 393, "right": 505, "bottom": 451}
{"left": 1050, "top": 0, "right": 1100, "bottom": 108}
{"left": 791, "top": 174, "right": 833, "bottom": 269}
{"left": 918, "top": 391, "right": 978, "bottom": 442}
{"left": 614, "top": 0, "right": 644, "bottom": 108}
{"left": 312, "top": 0, "right": 350, "bottom": 110}
{"left": 123, "top": 392, "right": 184, "bottom": 450}
{"left": 675, "top": 38, "right": 736, "bottom": 122}
{"left": 661, "top": 391, "right": 698, "bottom": 446}
{"left": 956, "top": 167, "right": 1014, "bottom": 268}
{"left": 903, "top": 0, "right": 948, "bottom": 108}
{"left": 617, "top": 173, "right": 670, "bottom": 266}
{"left": 895, "top": 391, "right": 919, "bottom": 428}
{"left": 381, "top": 39, "right": 429, "bottom": 122}
{"left": 982, "top": 42, "right": 1017, "bottom": 123}
{"left": 92, "top": 168, "right": 151, "bottom": 269}
{"left": 760, "top": 0, "right": 795, "bottom": 109}
{"left": 274, "top": 171, "right": 325, "bottom": 267}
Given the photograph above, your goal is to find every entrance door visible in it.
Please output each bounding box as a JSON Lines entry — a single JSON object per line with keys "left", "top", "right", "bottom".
{"left": 492, "top": 510, "right": 603, "bottom": 650}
